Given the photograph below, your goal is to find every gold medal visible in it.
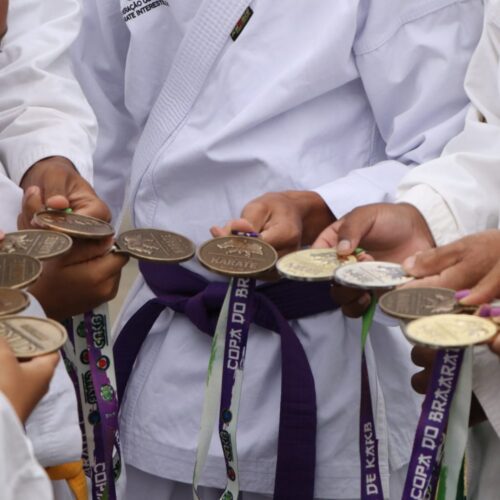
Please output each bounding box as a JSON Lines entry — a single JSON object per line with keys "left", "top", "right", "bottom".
{"left": 0, "top": 230, "right": 72, "bottom": 260}
{"left": 0, "top": 254, "right": 42, "bottom": 289}
{"left": 114, "top": 228, "right": 195, "bottom": 263}
{"left": 197, "top": 235, "right": 277, "bottom": 277}
{"left": 276, "top": 248, "right": 356, "bottom": 282}
{"left": 404, "top": 314, "right": 497, "bottom": 348}
{"left": 34, "top": 210, "right": 114, "bottom": 239}
{"left": 0, "top": 289, "right": 30, "bottom": 316}
{"left": 0, "top": 315, "right": 67, "bottom": 358}
{"left": 334, "top": 261, "right": 413, "bottom": 290}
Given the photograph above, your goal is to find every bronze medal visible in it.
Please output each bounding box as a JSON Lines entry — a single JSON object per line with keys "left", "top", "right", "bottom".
{"left": 277, "top": 248, "right": 356, "bottom": 282}
{"left": 0, "top": 230, "right": 72, "bottom": 260}
{"left": 33, "top": 210, "right": 114, "bottom": 239}
{"left": 333, "top": 261, "right": 413, "bottom": 290}
{"left": 0, "top": 254, "right": 42, "bottom": 289}
{"left": 0, "top": 315, "right": 67, "bottom": 358}
{"left": 379, "top": 287, "right": 459, "bottom": 320}
{"left": 0, "top": 289, "right": 30, "bottom": 316}
{"left": 197, "top": 235, "right": 278, "bottom": 277}
{"left": 114, "top": 229, "right": 195, "bottom": 263}
{"left": 404, "top": 314, "right": 497, "bottom": 349}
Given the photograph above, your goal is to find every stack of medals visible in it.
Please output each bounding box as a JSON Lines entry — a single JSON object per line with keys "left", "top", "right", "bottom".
{"left": 194, "top": 233, "right": 277, "bottom": 500}
{"left": 278, "top": 254, "right": 401, "bottom": 500}
{"left": 0, "top": 229, "right": 72, "bottom": 358}
{"left": 33, "top": 209, "right": 196, "bottom": 500}
{"left": 378, "top": 286, "right": 498, "bottom": 500}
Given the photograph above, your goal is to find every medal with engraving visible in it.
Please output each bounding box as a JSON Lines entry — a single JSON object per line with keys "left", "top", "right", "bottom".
{"left": 404, "top": 314, "right": 497, "bottom": 348}
{"left": 0, "top": 230, "right": 72, "bottom": 260}
{"left": 0, "top": 315, "right": 67, "bottom": 358}
{"left": 114, "top": 228, "right": 195, "bottom": 263}
{"left": 333, "top": 261, "right": 413, "bottom": 290}
{"left": 0, "top": 254, "right": 42, "bottom": 289}
{"left": 0, "top": 288, "right": 30, "bottom": 316}
{"left": 379, "top": 287, "right": 460, "bottom": 320}
{"left": 34, "top": 210, "right": 114, "bottom": 239}
{"left": 276, "top": 248, "right": 356, "bottom": 282}
{"left": 197, "top": 235, "right": 277, "bottom": 277}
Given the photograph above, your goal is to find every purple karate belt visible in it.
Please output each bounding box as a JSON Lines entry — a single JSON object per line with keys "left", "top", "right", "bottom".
{"left": 114, "top": 261, "right": 339, "bottom": 500}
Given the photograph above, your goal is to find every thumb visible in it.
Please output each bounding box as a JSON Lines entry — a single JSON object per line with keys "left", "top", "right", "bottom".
{"left": 333, "top": 209, "right": 377, "bottom": 255}
{"left": 403, "top": 245, "right": 462, "bottom": 278}
{"left": 312, "top": 221, "right": 342, "bottom": 249}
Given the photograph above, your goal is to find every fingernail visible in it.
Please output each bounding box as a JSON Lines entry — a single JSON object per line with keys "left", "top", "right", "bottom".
{"left": 337, "top": 240, "right": 351, "bottom": 254}
{"left": 478, "top": 305, "right": 491, "bottom": 318}
{"left": 403, "top": 256, "right": 415, "bottom": 270}
{"left": 490, "top": 307, "right": 500, "bottom": 318}
{"left": 455, "top": 289, "right": 471, "bottom": 301}
{"left": 25, "top": 186, "right": 37, "bottom": 198}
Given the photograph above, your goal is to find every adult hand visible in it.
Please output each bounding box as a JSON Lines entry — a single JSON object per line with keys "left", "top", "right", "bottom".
{"left": 28, "top": 238, "right": 128, "bottom": 320}
{"left": 18, "top": 156, "right": 111, "bottom": 228}
{"left": 313, "top": 203, "right": 435, "bottom": 317}
{"left": 211, "top": 191, "right": 334, "bottom": 256}
{"left": 0, "top": 338, "right": 59, "bottom": 423}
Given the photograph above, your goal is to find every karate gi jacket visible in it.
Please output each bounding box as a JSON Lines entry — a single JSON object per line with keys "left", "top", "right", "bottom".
{"left": 73, "top": 0, "right": 483, "bottom": 496}
{"left": 398, "top": 1, "right": 500, "bottom": 498}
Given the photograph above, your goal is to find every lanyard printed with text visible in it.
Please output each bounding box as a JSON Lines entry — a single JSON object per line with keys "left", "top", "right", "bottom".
{"left": 402, "top": 348, "right": 464, "bottom": 500}
{"left": 360, "top": 296, "right": 384, "bottom": 500}
{"left": 193, "top": 232, "right": 257, "bottom": 500}
{"left": 69, "top": 304, "right": 122, "bottom": 500}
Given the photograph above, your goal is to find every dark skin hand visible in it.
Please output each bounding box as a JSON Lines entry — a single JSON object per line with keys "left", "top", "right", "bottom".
{"left": 313, "top": 202, "right": 435, "bottom": 317}
{"left": 211, "top": 190, "right": 335, "bottom": 256}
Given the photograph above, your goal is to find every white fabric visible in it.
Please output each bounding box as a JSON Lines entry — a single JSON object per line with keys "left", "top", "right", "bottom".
{"left": 0, "top": 392, "right": 53, "bottom": 500}
{"left": 73, "top": 0, "right": 482, "bottom": 497}
{"left": 0, "top": 0, "right": 96, "bottom": 185}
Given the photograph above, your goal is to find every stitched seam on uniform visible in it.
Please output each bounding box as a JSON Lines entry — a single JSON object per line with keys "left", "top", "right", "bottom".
{"left": 355, "top": 0, "right": 475, "bottom": 56}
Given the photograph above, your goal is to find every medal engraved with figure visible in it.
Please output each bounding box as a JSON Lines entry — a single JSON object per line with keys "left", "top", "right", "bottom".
{"left": 34, "top": 210, "right": 114, "bottom": 239}
{"left": 334, "top": 261, "right": 414, "bottom": 290}
{"left": 379, "top": 288, "right": 459, "bottom": 320}
{"left": 0, "top": 230, "right": 72, "bottom": 260}
{"left": 277, "top": 248, "right": 356, "bottom": 282}
{"left": 0, "top": 289, "right": 30, "bottom": 316}
{"left": 0, "top": 316, "right": 68, "bottom": 358}
{"left": 115, "top": 229, "right": 195, "bottom": 263}
{"left": 0, "top": 254, "right": 42, "bottom": 289}
{"left": 198, "top": 236, "right": 278, "bottom": 277}
{"left": 404, "top": 314, "right": 497, "bottom": 348}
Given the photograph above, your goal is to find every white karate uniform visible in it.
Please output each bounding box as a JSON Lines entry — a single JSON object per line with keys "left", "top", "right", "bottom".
{"left": 73, "top": 0, "right": 483, "bottom": 498}
{"left": 0, "top": 0, "right": 97, "bottom": 497}
{"left": 398, "top": 1, "right": 500, "bottom": 497}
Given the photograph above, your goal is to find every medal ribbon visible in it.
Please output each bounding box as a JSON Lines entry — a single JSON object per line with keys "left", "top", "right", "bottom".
{"left": 402, "top": 349, "right": 464, "bottom": 499}
{"left": 65, "top": 304, "right": 122, "bottom": 500}
{"left": 360, "top": 296, "right": 385, "bottom": 500}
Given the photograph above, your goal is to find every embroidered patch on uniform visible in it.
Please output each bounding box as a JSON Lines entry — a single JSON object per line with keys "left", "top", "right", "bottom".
{"left": 231, "top": 7, "right": 253, "bottom": 41}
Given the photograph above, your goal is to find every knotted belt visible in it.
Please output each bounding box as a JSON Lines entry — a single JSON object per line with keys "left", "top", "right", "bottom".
{"left": 114, "top": 261, "right": 339, "bottom": 500}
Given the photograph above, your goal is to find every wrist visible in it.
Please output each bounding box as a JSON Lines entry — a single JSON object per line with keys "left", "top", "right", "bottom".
{"left": 20, "top": 156, "right": 77, "bottom": 191}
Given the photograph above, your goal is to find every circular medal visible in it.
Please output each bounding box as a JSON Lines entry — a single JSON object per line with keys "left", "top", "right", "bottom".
{"left": 276, "top": 248, "right": 356, "bottom": 282}
{"left": 0, "top": 315, "right": 67, "bottom": 358}
{"left": 379, "top": 287, "right": 459, "bottom": 320}
{"left": 33, "top": 210, "right": 114, "bottom": 239}
{"left": 404, "top": 314, "right": 497, "bottom": 348}
{"left": 115, "top": 229, "right": 195, "bottom": 263}
{"left": 333, "top": 261, "right": 414, "bottom": 290}
{"left": 0, "top": 254, "right": 42, "bottom": 289}
{"left": 0, "top": 289, "right": 30, "bottom": 316}
{"left": 197, "top": 235, "right": 278, "bottom": 277}
{"left": 0, "top": 230, "right": 72, "bottom": 260}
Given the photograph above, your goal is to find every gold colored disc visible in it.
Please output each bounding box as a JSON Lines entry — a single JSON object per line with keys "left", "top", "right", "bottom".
{"left": 0, "top": 289, "right": 30, "bottom": 316}
{"left": 0, "top": 254, "right": 42, "bottom": 289}
{"left": 1, "top": 230, "right": 72, "bottom": 260}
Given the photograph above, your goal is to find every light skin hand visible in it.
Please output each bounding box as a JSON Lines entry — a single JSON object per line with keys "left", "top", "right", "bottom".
{"left": 28, "top": 237, "right": 129, "bottom": 321}
{"left": 312, "top": 202, "right": 435, "bottom": 317}
{"left": 210, "top": 191, "right": 335, "bottom": 257}
{"left": 0, "top": 338, "right": 59, "bottom": 423}
{"left": 18, "top": 156, "right": 111, "bottom": 229}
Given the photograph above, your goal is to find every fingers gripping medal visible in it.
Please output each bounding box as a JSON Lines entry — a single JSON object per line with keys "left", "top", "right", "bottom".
{"left": 194, "top": 234, "right": 276, "bottom": 500}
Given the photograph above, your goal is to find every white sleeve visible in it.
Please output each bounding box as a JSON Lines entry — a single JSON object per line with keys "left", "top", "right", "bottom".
{"left": 0, "top": 392, "right": 53, "bottom": 500}
{"left": 0, "top": 0, "right": 97, "bottom": 185}
{"left": 315, "top": 0, "right": 483, "bottom": 219}
{"left": 72, "top": 0, "right": 141, "bottom": 224}
{"left": 398, "top": 0, "right": 500, "bottom": 239}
